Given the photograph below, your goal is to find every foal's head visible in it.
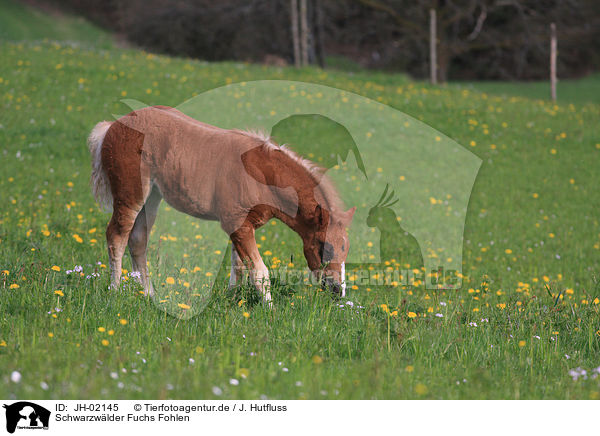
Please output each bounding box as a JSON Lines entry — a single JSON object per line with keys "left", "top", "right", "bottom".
{"left": 302, "top": 204, "right": 356, "bottom": 296}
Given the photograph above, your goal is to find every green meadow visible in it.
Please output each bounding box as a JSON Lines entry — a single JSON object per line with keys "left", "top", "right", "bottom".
{"left": 1, "top": 0, "right": 600, "bottom": 399}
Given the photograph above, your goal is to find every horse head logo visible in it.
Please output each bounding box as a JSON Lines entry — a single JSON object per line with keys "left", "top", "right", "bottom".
{"left": 3, "top": 402, "right": 50, "bottom": 434}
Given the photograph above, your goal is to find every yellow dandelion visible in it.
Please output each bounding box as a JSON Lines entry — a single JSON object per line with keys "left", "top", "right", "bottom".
{"left": 9, "top": 284, "right": 19, "bottom": 289}
{"left": 166, "top": 277, "right": 175, "bottom": 285}
{"left": 415, "top": 383, "right": 428, "bottom": 395}
{"left": 243, "top": 312, "right": 250, "bottom": 318}
{"left": 518, "top": 340, "right": 526, "bottom": 347}
{"left": 54, "top": 290, "right": 64, "bottom": 297}
{"left": 312, "top": 355, "right": 323, "bottom": 364}
{"left": 119, "top": 319, "right": 128, "bottom": 325}
{"left": 98, "top": 327, "right": 106, "bottom": 332}
{"left": 178, "top": 303, "right": 191, "bottom": 310}
{"left": 51, "top": 265, "right": 60, "bottom": 271}
{"left": 407, "top": 311, "right": 417, "bottom": 318}
{"left": 405, "top": 365, "right": 414, "bottom": 373}
{"left": 101, "top": 339, "right": 109, "bottom": 346}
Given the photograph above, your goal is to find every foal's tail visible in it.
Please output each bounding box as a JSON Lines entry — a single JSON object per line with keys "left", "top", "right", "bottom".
{"left": 88, "top": 121, "right": 113, "bottom": 212}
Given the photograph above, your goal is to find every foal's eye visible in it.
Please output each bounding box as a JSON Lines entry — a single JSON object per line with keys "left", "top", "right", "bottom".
{"left": 319, "top": 241, "right": 335, "bottom": 263}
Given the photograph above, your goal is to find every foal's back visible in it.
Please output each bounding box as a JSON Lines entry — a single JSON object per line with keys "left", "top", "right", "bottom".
{"left": 102, "top": 106, "right": 290, "bottom": 231}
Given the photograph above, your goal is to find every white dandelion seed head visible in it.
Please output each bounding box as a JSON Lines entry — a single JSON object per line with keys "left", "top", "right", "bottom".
{"left": 10, "top": 371, "right": 21, "bottom": 383}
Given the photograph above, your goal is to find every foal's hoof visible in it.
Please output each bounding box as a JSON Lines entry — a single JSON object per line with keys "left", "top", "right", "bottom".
{"left": 142, "top": 282, "right": 155, "bottom": 298}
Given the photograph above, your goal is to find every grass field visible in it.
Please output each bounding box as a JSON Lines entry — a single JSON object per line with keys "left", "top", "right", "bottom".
{"left": 1, "top": 2, "right": 600, "bottom": 400}
{"left": 458, "top": 74, "right": 600, "bottom": 106}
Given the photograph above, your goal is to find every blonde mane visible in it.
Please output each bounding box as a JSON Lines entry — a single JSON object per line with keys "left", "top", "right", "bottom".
{"left": 232, "top": 129, "right": 346, "bottom": 213}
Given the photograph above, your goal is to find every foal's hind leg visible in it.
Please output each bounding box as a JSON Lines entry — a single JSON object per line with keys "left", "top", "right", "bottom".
{"left": 230, "top": 225, "right": 272, "bottom": 305}
{"left": 228, "top": 245, "right": 245, "bottom": 289}
{"left": 107, "top": 204, "right": 141, "bottom": 289}
{"left": 128, "top": 187, "right": 162, "bottom": 296}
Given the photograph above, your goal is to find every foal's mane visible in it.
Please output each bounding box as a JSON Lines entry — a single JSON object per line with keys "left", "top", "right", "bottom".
{"left": 233, "top": 129, "right": 345, "bottom": 213}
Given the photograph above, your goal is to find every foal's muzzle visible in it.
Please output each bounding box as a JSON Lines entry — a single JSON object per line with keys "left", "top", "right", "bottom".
{"left": 322, "top": 277, "right": 343, "bottom": 297}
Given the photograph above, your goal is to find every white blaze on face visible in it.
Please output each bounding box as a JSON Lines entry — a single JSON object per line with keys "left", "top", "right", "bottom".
{"left": 341, "top": 262, "right": 346, "bottom": 297}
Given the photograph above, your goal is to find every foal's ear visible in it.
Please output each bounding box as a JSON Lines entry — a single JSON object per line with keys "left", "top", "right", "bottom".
{"left": 343, "top": 206, "right": 357, "bottom": 224}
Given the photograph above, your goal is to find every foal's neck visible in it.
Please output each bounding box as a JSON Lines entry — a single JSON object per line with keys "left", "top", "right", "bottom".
{"left": 253, "top": 144, "right": 328, "bottom": 233}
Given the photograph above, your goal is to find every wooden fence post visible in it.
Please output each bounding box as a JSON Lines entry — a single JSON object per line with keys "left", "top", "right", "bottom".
{"left": 550, "top": 22, "right": 557, "bottom": 101}
{"left": 430, "top": 8, "right": 437, "bottom": 85}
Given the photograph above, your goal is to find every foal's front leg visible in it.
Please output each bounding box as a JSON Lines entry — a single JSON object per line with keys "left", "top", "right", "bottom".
{"left": 230, "top": 226, "right": 272, "bottom": 306}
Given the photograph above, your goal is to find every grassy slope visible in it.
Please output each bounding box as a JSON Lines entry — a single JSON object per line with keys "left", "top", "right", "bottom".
{"left": 1, "top": 4, "right": 600, "bottom": 400}
{"left": 0, "top": 0, "right": 112, "bottom": 47}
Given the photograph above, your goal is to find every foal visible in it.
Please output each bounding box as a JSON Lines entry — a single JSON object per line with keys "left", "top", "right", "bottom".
{"left": 88, "top": 106, "right": 355, "bottom": 303}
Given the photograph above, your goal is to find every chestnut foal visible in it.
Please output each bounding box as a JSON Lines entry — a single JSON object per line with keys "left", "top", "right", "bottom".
{"left": 88, "top": 106, "right": 355, "bottom": 303}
